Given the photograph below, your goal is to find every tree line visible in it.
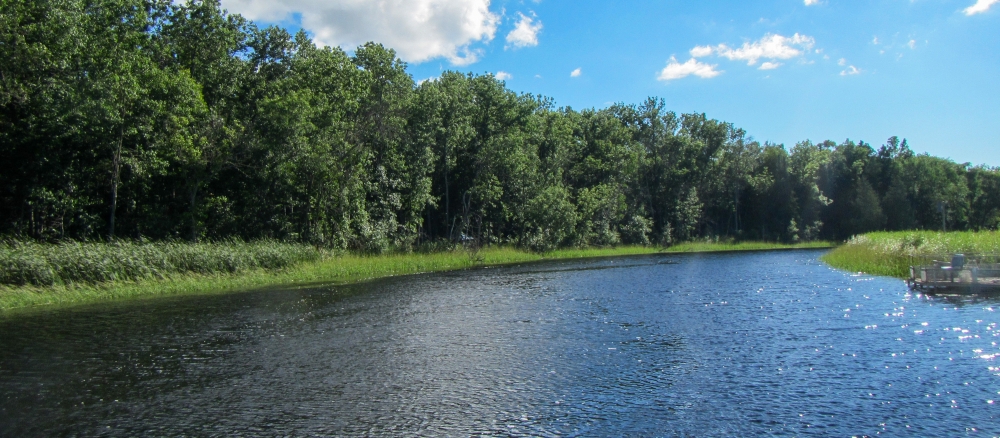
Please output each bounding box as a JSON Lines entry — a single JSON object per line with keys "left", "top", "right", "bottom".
{"left": 3, "top": 0, "right": 998, "bottom": 251}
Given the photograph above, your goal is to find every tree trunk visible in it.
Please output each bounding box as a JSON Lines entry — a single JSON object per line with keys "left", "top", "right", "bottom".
{"left": 188, "top": 183, "right": 199, "bottom": 242}
{"left": 733, "top": 187, "right": 740, "bottom": 235}
{"left": 443, "top": 142, "right": 450, "bottom": 240}
{"left": 108, "top": 129, "right": 123, "bottom": 240}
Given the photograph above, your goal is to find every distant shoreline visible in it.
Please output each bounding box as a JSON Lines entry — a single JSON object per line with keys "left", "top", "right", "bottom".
{"left": 0, "top": 241, "right": 832, "bottom": 315}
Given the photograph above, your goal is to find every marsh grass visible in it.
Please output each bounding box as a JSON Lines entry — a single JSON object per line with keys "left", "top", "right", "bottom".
{"left": 0, "top": 240, "right": 323, "bottom": 286}
{"left": 821, "top": 231, "right": 1000, "bottom": 278}
{"left": 1, "top": 241, "right": 833, "bottom": 313}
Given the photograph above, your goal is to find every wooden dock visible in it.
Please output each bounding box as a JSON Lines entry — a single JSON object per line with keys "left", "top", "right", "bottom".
{"left": 908, "top": 254, "right": 1000, "bottom": 294}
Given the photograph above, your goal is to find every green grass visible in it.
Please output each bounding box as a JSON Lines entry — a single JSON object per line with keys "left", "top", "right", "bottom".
{"left": 0, "top": 239, "right": 323, "bottom": 286}
{"left": 0, "top": 240, "right": 833, "bottom": 314}
{"left": 821, "top": 231, "right": 1000, "bottom": 278}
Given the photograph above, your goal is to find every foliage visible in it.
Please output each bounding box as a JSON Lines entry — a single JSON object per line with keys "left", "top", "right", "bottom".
{"left": 2, "top": 0, "right": 999, "bottom": 252}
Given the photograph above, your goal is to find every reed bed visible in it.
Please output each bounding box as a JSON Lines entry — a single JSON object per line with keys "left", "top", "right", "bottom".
{"left": 1, "top": 241, "right": 833, "bottom": 313}
{"left": 0, "top": 240, "right": 324, "bottom": 286}
{"left": 821, "top": 231, "right": 1000, "bottom": 278}
{"left": 0, "top": 245, "right": 636, "bottom": 312}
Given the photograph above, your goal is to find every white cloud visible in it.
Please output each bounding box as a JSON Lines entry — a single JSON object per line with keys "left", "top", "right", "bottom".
{"left": 221, "top": 0, "right": 500, "bottom": 65}
{"left": 908, "top": 39, "right": 916, "bottom": 49}
{"left": 838, "top": 58, "right": 847, "bottom": 66}
{"left": 657, "top": 57, "right": 722, "bottom": 81}
{"left": 872, "top": 36, "right": 880, "bottom": 45}
{"left": 666, "top": 32, "right": 815, "bottom": 78}
{"left": 495, "top": 71, "right": 512, "bottom": 80}
{"left": 715, "top": 33, "right": 815, "bottom": 65}
{"left": 804, "top": 0, "right": 821, "bottom": 5}
{"left": 505, "top": 12, "right": 542, "bottom": 49}
{"left": 570, "top": 68, "right": 582, "bottom": 77}
{"left": 964, "top": 0, "right": 999, "bottom": 15}
{"left": 690, "top": 45, "right": 714, "bottom": 57}
{"left": 840, "top": 65, "right": 861, "bottom": 76}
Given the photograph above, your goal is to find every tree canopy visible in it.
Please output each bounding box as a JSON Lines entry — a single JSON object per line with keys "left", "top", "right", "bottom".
{"left": 2, "top": 0, "right": 997, "bottom": 250}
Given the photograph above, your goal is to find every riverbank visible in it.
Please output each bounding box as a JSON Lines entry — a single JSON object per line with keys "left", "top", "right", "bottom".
{"left": 0, "top": 241, "right": 832, "bottom": 313}
{"left": 821, "top": 231, "right": 1000, "bottom": 278}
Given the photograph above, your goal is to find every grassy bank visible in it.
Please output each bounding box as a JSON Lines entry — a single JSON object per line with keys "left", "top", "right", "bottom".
{"left": 821, "top": 231, "right": 1000, "bottom": 278}
{"left": 0, "top": 240, "right": 323, "bottom": 286}
{"left": 1, "top": 240, "right": 832, "bottom": 313}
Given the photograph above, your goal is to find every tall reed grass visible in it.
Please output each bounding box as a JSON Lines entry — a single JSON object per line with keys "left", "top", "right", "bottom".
{"left": 0, "top": 245, "right": 647, "bottom": 311}
{"left": 1, "top": 240, "right": 835, "bottom": 313}
{"left": 821, "top": 231, "right": 1000, "bottom": 278}
{"left": 0, "top": 240, "right": 324, "bottom": 286}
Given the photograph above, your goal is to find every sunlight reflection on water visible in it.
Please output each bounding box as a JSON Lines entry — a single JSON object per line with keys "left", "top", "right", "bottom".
{"left": 1, "top": 249, "right": 998, "bottom": 436}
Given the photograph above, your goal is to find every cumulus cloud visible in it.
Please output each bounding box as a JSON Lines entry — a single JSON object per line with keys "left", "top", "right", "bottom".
{"left": 804, "top": 0, "right": 820, "bottom": 5}
{"left": 221, "top": 0, "right": 500, "bottom": 65}
{"left": 657, "top": 57, "right": 722, "bottom": 81}
{"left": 495, "top": 71, "right": 512, "bottom": 80}
{"left": 570, "top": 68, "right": 582, "bottom": 77}
{"left": 690, "top": 45, "right": 714, "bottom": 57}
{"left": 505, "top": 12, "right": 542, "bottom": 49}
{"left": 964, "top": 0, "right": 999, "bottom": 15}
{"left": 659, "top": 32, "right": 815, "bottom": 81}
{"left": 840, "top": 65, "right": 861, "bottom": 76}
{"left": 715, "top": 33, "right": 815, "bottom": 66}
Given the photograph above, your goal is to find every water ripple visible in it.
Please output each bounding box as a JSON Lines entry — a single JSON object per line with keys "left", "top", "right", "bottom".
{"left": 1, "top": 250, "right": 999, "bottom": 436}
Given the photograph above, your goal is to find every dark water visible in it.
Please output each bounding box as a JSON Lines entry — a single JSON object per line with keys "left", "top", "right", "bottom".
{"left": 1, "top": 250, "right": 999, "bottom": 436}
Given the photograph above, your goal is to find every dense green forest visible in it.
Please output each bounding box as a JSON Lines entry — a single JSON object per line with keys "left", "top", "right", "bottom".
{"left": 3, "top": 0, "right": 999, "bottom": 252}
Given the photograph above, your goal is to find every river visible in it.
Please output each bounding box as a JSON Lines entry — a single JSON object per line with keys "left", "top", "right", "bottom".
{"left": 1, "top": 249, "right": 998, "bottom": 436}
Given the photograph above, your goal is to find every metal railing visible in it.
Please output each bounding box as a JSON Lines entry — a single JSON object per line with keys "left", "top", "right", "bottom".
{"left": 908, "top": 253, "right": 1000, "bottom": 292}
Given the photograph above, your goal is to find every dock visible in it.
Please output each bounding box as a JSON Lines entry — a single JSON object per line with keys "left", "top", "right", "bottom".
{"left": 908, "top": 254, "right": 1000, "bottom": 294}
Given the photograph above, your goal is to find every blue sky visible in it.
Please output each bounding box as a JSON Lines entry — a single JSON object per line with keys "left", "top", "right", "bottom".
{"left": 225, "top": 0, "right": 999, "bottom": 166}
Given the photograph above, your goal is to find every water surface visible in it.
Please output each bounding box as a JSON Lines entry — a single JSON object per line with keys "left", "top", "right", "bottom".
{"left": 1, "top": 250, "right": 998, "bottom": 436}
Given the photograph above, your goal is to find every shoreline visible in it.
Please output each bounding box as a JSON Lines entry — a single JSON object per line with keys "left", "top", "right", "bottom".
{"left": 1, "top": 242, "right": 833, "bottom": 315}
{"left": 820, "top": 230, "right": 1000, "bottom": 279}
